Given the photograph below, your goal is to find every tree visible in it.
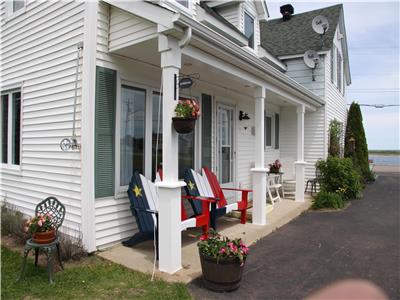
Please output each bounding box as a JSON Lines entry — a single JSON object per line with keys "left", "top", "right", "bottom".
{"left": 328, "top": 119, "right": 342, "bottom": 157}
{"left": 344, "top": 102, "right": 370, "bottom": 180}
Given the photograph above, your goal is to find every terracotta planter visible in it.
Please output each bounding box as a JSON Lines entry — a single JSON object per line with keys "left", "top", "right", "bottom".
{"left": 199, "top": 250, "right": 246, "bottom": 292}
{"left": 172, "top": 117, "right": 197, "bottom": 134}
{"left": 32, "top": 229, "right": 56, "bottom": 244}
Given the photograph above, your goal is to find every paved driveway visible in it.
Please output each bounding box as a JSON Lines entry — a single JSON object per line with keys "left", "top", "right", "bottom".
{"left": 189, "top": 172, "right": 400, "bottom": 299}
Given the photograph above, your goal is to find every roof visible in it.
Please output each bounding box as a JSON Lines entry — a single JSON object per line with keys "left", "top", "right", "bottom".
{"left": 199, "top": 1, "right": 247, "bottom": 38}
{"left": 260, "top": 4, "right": 343, "bottom": 57}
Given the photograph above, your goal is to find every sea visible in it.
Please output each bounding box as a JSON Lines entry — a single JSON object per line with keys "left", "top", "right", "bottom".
{"left": 369, "top": 155, "right": 400, "bottom": 166}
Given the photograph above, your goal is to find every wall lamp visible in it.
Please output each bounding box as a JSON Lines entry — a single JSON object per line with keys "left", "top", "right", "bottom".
{"left": 239, "top": 110, "right": 250, "bottom": 121}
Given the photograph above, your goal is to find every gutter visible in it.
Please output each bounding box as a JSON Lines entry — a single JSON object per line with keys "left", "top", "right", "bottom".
{"left": 173, "top": 14, "right": 325, "bottom": 107}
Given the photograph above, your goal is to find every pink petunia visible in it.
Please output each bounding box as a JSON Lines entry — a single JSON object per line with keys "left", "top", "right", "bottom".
{"left": 37, "top": 220, "right": 43, "bottom": 227}
{"left": 199, "top": 235, "right": 206, "bottom": 241}
{"left": 219, "top": 248, "right": 226, "bottom": 254}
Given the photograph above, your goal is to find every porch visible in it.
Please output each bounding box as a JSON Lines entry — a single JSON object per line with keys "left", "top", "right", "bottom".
{"left": 98, "top": 196, "right": 312, "bottom": 283}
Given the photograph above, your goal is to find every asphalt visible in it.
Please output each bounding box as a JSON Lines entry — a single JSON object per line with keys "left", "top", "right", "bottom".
{"left": 188, "top": 172, "right": 400, "bottom": 300}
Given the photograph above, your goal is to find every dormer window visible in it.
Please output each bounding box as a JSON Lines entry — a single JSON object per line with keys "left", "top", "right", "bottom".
{"left": 244, "top": 12, "right": 254, "bottom": 49}
{"left": 176, "top": 0, "right": 188, "bottom": 8}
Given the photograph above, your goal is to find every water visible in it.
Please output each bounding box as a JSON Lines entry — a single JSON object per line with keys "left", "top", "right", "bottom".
{"left": 369, "top": 155, "right": 400, "bottom": 166}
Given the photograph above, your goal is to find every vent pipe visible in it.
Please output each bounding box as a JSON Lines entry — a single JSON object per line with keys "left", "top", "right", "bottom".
{"left": 280, "top": 4, "right": 294, "bottom": 21}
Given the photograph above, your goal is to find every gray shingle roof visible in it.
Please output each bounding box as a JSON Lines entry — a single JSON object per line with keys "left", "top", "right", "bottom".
{"left": 260, "top": 4, "right": 343, "bottom": 57}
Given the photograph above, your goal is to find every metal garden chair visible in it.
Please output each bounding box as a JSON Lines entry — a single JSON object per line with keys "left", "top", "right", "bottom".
{"left": 305, "top": 167, "right": 321, "bottom": 196}
{"left": 18, "top": 197, "right": 66, "bottom": 284}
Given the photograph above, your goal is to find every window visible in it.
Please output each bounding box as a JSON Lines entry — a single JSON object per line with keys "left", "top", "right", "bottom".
{"left": 274, "top": 113, "right": 280, "bottom": 149}
{"left": 1, "top": 90, "right": 21, "bottom": 166}
{"left": 175, "top": 0, "right": 188, "bottom": 8}
{"left": 13, "top": 0, "right": 24, "bottom": 12}
{"left": 265, "top": 115, "right": 272, "bottom": 147}
{"left": 337, "top": 51, "right": 343, "bottom": 92}
{"left": 120, "top": 85, "right": 146, "bottom": 186}
{"left": 244, "top": 12, "right": 255, "bottom": 49}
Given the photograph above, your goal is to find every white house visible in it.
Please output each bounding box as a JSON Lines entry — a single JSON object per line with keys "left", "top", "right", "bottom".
{"left": 0, "top": 1, "right": 350, "bottom": 274}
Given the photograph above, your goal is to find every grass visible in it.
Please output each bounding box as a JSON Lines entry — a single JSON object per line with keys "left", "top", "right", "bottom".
{"left": 369, "top": 150, "right": 400, "bottom": 155}
{"left": 1, "top": 246, "right": 191, "bottom": 300}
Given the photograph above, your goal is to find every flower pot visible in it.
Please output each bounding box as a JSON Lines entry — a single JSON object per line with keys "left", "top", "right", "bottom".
{"left": 172, "top": 117, "right": 197, "bottom": 134}
{"left": 32, "top": 229, "right": 56, "bottom": 244}
{"left": 199, "top": 250, "right": 246, "bottom": 292}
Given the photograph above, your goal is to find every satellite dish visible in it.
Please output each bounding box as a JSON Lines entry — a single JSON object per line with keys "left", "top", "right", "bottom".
{"left": 303, "top": 50, "right": 320, "bottom": 69}
{"left": 303, "top": 50, "right": 320, "bottom": 81}
{"left": 312, "top": 15, "right": 329, "bottom": 35}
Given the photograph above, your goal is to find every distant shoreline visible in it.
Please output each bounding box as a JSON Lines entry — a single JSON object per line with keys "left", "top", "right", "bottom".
{"left": 369, "top": 150, "right": 400, "bottom": 156}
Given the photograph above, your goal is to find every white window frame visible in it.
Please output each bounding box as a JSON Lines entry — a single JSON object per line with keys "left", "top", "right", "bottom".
{"left": 243, "top": 10, "right": 256, "bottom": 50}
{"left": 163, "top": 0, "right": 193, "bottom": 17}
{"left": 1, "top": 88, "right": 22, "bottom": 171}
{"left": 5, "top": 0, "right": 26, "bottom": 21}
{"left": 265, "top": 112, "right": 279, "bottom": 149}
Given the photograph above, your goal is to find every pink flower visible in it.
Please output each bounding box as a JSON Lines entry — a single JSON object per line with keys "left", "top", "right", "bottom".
{"left": 199, "top": 235, "right": 206, "bottom": 241}
{"left": 37, "top": 220, "right": 43, "bottom": 227}
{"left": 219, "top": 248, "right": 226, "bottom": 254}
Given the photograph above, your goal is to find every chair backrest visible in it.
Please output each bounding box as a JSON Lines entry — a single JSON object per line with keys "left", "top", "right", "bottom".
{"left": 127, "top": 172, "right": 158, "bottom": 233}
{"left": 35, "top": 197, "right": 66, "bottom": 231}
{"left": 202, "top": 167, "right": 227, "bottom": 208}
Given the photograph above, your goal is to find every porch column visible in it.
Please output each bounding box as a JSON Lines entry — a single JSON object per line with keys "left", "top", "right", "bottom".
{"left": 295, "top": 104, "right": 306, "bottom": 202}
{"left": 155, "top": 35, "right": 185, "bottom": 274}
{"left": 251, "top": 87, "right": 268, "bottom": 225}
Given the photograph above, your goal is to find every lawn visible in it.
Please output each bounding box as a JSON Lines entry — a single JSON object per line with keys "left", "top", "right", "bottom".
{"left": 1, "top": 246, "right": 191, "bottom": 300}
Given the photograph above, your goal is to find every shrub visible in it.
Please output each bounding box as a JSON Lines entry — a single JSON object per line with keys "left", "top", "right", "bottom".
{"left": 317, "top": 156, "right": 362, "bottom": 200}
{"left": 312, "top": 190, "right": 344, "bottom": 209}
{"left": 344, "top": 102, "right": 370, "bottom": 181}
{"left": 1, "top": 201, "right": 28, "bottom": 245}
{"left": 328, "top": 119, "right": 343, "bottom": 157}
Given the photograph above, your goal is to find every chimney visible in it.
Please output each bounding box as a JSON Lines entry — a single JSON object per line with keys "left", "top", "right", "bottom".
{"left": 280, "top": 4, "right": 294, "bottom": 21}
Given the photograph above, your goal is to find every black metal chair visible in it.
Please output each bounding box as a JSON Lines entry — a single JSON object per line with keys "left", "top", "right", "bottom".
{"left": 18, "top": 197, "right": 66, "bottom": 284}
{"left": 305, "top": 167, "right": 321, "bottom": 196}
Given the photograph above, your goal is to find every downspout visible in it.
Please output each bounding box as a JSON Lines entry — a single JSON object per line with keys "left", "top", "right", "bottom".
{"left": 178, "top": 26, "right": 192, "bottom": 48}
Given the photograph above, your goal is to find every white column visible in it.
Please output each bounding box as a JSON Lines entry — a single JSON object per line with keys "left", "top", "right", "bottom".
{"left": 295, "top": 104, "right": 306, "bottom": 202}
{"left": 251, "top": 87, "right": 268, "bottom": 225}
{"left": 155, "top": 35, "right": 186, "bottom": 274}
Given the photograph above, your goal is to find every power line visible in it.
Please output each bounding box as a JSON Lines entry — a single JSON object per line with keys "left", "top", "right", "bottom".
{"left": 347, "top": 104, "right": 400, "bottom": 108}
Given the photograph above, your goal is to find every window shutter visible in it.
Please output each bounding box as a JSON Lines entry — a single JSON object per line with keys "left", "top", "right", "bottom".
{"left": 330, "top": 47, "right": 334, "bottom": 83}
{"left": 95, "top": 66, "right": 116, "bottom": 198}
{"left": 274, "top": 113, "right": 279, "bottom": 149}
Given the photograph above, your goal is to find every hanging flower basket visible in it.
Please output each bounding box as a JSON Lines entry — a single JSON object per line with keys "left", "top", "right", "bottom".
{"left": 173, "top": 98, "right": 200, "bottom": 134}
{"left": 172, "top": 117, "right": 197, "bottom": 134}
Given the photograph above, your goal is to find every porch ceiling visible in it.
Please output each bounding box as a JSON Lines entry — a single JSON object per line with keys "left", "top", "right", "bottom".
{"left": 110, "top": 38, "right": 309, "bottom": 109}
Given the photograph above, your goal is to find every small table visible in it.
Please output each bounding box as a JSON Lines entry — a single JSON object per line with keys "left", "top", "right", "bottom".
{"left": 18, "top": 237, "right": 63, "bottom": 284}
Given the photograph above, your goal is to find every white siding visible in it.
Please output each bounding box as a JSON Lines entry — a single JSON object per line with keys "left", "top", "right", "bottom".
{"left": 0, "top": 0, "right": 85, "bottom": 236}
{"left": 283, "top": 56, "right": 327, "bottom": 180}
{"left": 108, "top": 6, "right": 157, "bottom": 52}
{"left": 216, "top": 4, "right": 240, "bottom": 28}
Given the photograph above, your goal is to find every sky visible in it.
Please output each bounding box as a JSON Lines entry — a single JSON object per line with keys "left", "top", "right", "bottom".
{"left": 267, "top": 1, "right": 400, "bottom": 150}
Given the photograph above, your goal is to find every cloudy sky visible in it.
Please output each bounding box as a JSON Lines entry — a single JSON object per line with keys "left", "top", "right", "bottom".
{"left": 267, "top": 1, "right": 400, "bottom": 150}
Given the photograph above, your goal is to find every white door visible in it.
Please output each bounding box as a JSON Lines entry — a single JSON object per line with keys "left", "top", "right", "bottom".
{"left": 217, "top": 104, "right": 235, "bottom": 188}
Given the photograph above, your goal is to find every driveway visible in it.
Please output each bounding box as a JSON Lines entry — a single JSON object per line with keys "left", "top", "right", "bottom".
{"left": 189, "top": 172, "right": 400, "bottom": 299}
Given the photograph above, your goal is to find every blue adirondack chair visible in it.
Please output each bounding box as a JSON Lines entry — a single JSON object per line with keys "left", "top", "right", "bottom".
{"left": 123, "top": 172, "right": 213, "bottom": 256}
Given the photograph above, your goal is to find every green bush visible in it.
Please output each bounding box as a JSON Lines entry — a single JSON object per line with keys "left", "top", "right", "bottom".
{"left": 317, "top": 156, "right": 362, "bottom": 201}
{"left": 312, "top": 190, "right": 344, "bottom": 209}
{"left": 344, "top": 102, "right": 370, "bottom": 181}
{"left": 328, "top": 119, "right": 343, "bottom": 157}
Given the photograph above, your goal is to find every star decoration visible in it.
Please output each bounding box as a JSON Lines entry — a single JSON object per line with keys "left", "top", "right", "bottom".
{"left": 188, "top": 180, "right": 195, "bottom": 190}
{"left": 133, "top": 185, "right": 142, "bottom": 197}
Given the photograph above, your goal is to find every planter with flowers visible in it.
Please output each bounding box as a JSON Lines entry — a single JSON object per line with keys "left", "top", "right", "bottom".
{"left": 269, "top": 159, "right": 282, "bottom": 174}
{"left": 197, "top": 232, "right": 249, "bottom": 292}
{"left": 25, "top": 214, "right": 56, "bottom": 244}
{"left": 172, "top": 98, "right": 200, "bottom": 134}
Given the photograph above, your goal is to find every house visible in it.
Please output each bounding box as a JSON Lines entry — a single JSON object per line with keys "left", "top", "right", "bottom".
{"left": 0, "top": 1, "right": 350, "bottom": 274}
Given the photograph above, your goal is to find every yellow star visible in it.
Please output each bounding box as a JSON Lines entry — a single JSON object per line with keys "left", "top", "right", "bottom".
{"left": 133, "top": 185, "right": 142, "bottom": 197}
{"left": 188, "top": 180, "right": 195, "bottom": 190}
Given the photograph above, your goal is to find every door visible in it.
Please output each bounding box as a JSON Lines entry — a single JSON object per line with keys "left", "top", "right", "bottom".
{"left": 217, "top": 104, "right": 235, "bottom": 188}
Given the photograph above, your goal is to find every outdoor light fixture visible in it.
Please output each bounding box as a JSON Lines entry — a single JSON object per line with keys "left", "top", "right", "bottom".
{"left": 239, "top": 110, "right": 250, "bottom": 121}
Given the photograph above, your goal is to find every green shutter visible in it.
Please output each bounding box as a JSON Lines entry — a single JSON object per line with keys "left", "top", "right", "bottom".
{"left": 201, "top": 94, "right": 212, "bottom": 169}
{"left": 95, "top": 66, "right": 116, "bottom": 198}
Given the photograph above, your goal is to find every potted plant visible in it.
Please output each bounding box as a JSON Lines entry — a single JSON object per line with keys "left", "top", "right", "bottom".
{"left": 269, "top": 159, "right": 282, "bottom": 173}
{"left": 172, "top": 98, "right": 200, "bottom": 134}
{"left": 24, "top": 214, "right": 56, "bottom": 244}
{"left": 197, "top": 232, "right": 249, "bottom": 292}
